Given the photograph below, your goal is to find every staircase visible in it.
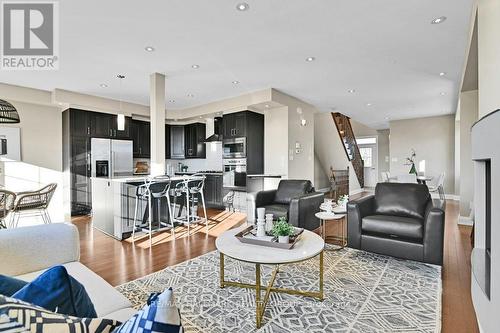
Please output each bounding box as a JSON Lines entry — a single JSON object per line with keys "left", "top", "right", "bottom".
{"left": 331, "top": 112, "right": 364, "bottom": 188}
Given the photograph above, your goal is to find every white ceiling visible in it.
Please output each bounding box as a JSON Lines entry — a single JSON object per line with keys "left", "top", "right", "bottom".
{"left": 0, "top": 0, "right": 475, "bottom": 128}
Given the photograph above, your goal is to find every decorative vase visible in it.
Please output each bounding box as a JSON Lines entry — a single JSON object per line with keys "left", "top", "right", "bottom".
{"left": 278, "top": 235, "right": 289, "bottom": 244}
{"left": 256, "top": 220, "right": 266, "bottom": 237}
{"left": 265, "top": 218, "right": 274, "bottom": 233}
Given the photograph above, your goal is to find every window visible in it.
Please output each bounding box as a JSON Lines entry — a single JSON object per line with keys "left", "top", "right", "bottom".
{"left": 359, "top": 147, "right": 373, "bottom": 167}
{"left": 356, "top": 137, "right": 377, "bottom": 145}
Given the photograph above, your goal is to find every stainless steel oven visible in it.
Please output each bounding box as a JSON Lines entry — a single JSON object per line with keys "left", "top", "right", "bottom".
{"left": 223, "top": 158, "right": 247, "bottom": 190}
{"left": 223, "top": 137, "right": 246, "bottom": 158}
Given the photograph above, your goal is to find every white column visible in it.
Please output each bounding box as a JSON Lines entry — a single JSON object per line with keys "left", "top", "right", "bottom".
{"left": 150, "top": 73, "right": 166, "bottom": 176}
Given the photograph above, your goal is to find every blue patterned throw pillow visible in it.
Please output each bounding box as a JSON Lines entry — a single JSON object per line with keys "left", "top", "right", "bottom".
{"left": 12, "top": 265, "right": 97, "bottom": 318}
{"left": 0, "top": 295, "right": 120, "bottom": 333}
{"left": 113, "top": 288, "right": 183, "bottom": 333}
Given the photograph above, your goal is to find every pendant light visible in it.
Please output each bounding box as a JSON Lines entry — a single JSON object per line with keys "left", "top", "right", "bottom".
{"left": 117, "top": 74, "right": 125, "bottom": 131}
{"left": 0, "top": 99, "right": 20, "bottom": 123}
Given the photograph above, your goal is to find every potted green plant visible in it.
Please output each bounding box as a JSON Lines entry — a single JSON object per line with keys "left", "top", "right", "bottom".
{"left": 271, "top": 217, "right": 294, "bottom": 244}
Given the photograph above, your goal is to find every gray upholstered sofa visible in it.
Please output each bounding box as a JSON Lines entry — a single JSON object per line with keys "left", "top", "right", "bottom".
{"left": 347, "top": 182, "right": 445, "bottom": 265}
{"left": 254, "top": 180, "right": 324, "bottom": 230}
{"left": 0, "top": 223, "right": 136, "bottom": 321}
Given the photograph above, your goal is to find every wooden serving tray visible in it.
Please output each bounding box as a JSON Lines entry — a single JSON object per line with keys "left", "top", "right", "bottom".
{"left": 235, "top": 226, "right": 304, "bottom": 249}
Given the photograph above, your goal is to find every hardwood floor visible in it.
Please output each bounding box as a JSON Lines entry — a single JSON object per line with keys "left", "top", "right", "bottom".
{"left": 73, "top": 200, "right": 478, "bottom": 332}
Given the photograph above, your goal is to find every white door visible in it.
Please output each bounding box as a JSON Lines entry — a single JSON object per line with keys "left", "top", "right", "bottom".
{"left": 359, "top": 144, "right": 378, "bottom": 187}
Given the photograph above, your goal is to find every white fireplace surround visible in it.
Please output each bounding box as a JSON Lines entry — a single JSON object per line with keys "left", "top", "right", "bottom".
{"left": 471, "top": 109, "right": 500, "bottom": 332}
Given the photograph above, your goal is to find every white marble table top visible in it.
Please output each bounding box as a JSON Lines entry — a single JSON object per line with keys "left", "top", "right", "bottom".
{"left": 216, "top": 225, "right": 324, "bottom": 265}
{"left": 315, "top": 211, "right": 345, "bottom": 220}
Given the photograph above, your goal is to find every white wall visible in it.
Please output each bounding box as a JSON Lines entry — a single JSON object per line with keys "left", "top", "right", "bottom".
{"left": 264, "top": 106, "right": 288, "bottom": 180}
{"left": 271, "top": 90, "right": 315, "bottom": 183}
{"left": 0, "top": 100, "right": 64, "bottom": 223}
{"left": 377, "top": 129, "right": 390, "bottom": 180}
{"left": 389, "top": 115, "right": 455, "bottom": 194}
{"left": 458, "top": 90, "right": 478, "bottom": 217}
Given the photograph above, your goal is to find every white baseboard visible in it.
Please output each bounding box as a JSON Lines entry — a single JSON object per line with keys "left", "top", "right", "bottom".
{"left": 458, "top": 215, "right": 474, "bottom": 226}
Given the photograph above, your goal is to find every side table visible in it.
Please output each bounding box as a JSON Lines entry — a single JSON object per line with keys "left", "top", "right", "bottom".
{"left": 315, "top": 211, "right": 346, "bottom": 250}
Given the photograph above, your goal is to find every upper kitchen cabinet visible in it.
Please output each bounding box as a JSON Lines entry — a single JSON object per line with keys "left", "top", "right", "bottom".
{"left": 90, "top": 112, "right": 130, "bottom": 139}
{"left": 222, "top": 111, "right": 264, "bottom": 173}
{"left": 70, "top": 109, "right": 91, "bottom": 137}
{"left": 184, "top": 123, "right": 206, "bottom": 159}
{"left": 222, "top": 112, "right": 247, "bottom": 139}
{"left": 130, "top": 119, "right": 151, "bottom": 158}
{"left": 169, "top": 125, "right": 185, "bottom": 159}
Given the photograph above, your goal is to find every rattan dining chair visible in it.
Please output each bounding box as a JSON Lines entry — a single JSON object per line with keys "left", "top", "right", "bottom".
{"left": 9, "top": 183, "right": 57, "bottom": 228}
{"left": 0, "top": 189, "right": 16, "bottom": 229}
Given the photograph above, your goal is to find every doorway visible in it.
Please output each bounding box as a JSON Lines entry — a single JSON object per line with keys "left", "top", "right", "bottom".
{"left": 357, "top": 137, "right": 378, "bottom": 188}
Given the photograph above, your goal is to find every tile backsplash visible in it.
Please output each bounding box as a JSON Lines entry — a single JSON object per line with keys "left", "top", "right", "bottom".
{"left": 133, "top": 142, "right": 223, "bottom": 175}
{"left": 166, "top": 142, "right": 223, "bottom": 173}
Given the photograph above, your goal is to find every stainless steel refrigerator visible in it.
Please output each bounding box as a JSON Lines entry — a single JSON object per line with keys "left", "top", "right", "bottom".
{"left": 91, "top": 138, "right": 133, "bottom": 178}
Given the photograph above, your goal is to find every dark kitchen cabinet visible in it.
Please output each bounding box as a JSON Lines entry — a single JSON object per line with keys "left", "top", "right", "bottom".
{"left": 63, "top": 109, "right": 92, "bottom": 216}
{"left": 203, "top": 175, "right": 223, "bottom": 208}
{"left": 165, "top": 124, "right": 171, "bottom": 159}
{"left": 90, "top": 112, "right": 130, "bottom": 139}
{"left": 222, "top": 111, "right": 264, "bottom": 174}
{"left": 70, "top": 109, "right": 91, "bottom": 137}
{"left": 130, "top": 119, "right": 150, "bottom": 158}
{"left": 170, "top": 125, "right": 185, "bottom": 159}
{"left": 184, "top": 123, "right": 206, "bottom": 158}
{"left": 223, "top": 112, "right": 247, "bottom": 139}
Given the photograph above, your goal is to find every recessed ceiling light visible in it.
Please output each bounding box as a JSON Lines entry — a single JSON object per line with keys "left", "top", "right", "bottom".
{"left": 305, "top": 57, "right": 315, "bottom": 62}
{"left": 347, "top": 89, "right": 355, "bottom": 93}
{"left": 58, "top": 102, "right": 63, "bottom": 106}
{"left": 439, "top": 72, "right": 446, "bottom": 76}
{"left": 169, "top": 99, "right": 175, "bottom": 103}
{"left": 366, "top": 103, "right": 372, "bottom": 107}
{"left": 187, "top": 93, "right": 194, "bottom": 98}
{"left": 385, "top": 117, "right": 390, "bottom": 120}
{"left": 264, "top": 104, "right": 270, "bottom": 108}
{"left": 199, "top": 116, "right": 203, "bottom": 119}
{"left": 236, "top": 2, "right": 249, "bottom": 11}
{"left": 191, "top": 64, "right": 200, "bottom": 69}
{"left": 144, "top": 46, "right": 155, "bottom": 52}
{"left": 232, "top": 80, "right": 240, "bottom": 84}
{"left": 100, "top": 83, "right": 108, "bottom": 88}
{"left": 440, "top": 92, "right": 446, "bottom": 96}
{"left": 431, "top": 16, "right": 447, "bottom": 24}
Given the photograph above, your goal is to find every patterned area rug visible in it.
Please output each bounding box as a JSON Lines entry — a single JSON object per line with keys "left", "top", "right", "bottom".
{"left": 116, "top": 246, "right": 441, "bottom": 332}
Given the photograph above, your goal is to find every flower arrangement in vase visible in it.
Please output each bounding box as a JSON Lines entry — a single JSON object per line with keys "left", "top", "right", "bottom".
{"left": 337, "top": 194, "right": 349, "bottom": 209}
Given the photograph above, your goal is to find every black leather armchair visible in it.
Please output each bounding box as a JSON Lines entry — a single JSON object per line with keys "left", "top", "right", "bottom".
{"left": 347, "top": 183, "right": 445, "bottom": 265}
{"left": 255, "top": 180, "right": 324, "bottom": 231}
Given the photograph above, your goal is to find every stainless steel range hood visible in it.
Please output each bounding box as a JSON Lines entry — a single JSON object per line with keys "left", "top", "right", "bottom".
{"left": 204, "top": 116, "right": 223, "bottom": 142}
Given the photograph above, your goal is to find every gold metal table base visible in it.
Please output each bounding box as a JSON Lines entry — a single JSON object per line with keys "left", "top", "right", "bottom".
{"left": 219, "top": 251, "right": 324, "bottom": 328}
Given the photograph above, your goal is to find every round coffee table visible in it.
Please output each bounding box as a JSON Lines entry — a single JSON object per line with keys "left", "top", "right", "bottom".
{"left": 216, "top": 226, "right": 324, "bottom": 328}
{"left": 316, "top": 211, "right": 346, "bottom": 250}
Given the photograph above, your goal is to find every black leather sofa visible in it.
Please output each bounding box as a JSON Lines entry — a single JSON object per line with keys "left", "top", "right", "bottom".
{"left": 255, "top": 180, "right": 324, "bottom": 231}
{"left": 347, "top": 182, "right": 445, "bottom": 265}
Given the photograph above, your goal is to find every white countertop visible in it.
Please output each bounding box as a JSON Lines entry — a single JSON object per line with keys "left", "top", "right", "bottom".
{"left": 215, "top": 225, "right": 324, "bottom": 264}
{"left": 247, "top": 174, "right": 284, "bottom": 178}
{"left": 92, "top": 175, "right": 193, "bottom": 183}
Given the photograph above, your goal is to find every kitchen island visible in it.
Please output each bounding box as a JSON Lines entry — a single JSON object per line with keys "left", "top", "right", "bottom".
{"left": 91, "top": 175, "right": 190, "bottom": 240}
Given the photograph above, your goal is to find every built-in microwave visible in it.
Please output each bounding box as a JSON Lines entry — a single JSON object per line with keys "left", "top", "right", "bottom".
{"left": 223, "top": 137, "right": 246, "bottom": 158}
